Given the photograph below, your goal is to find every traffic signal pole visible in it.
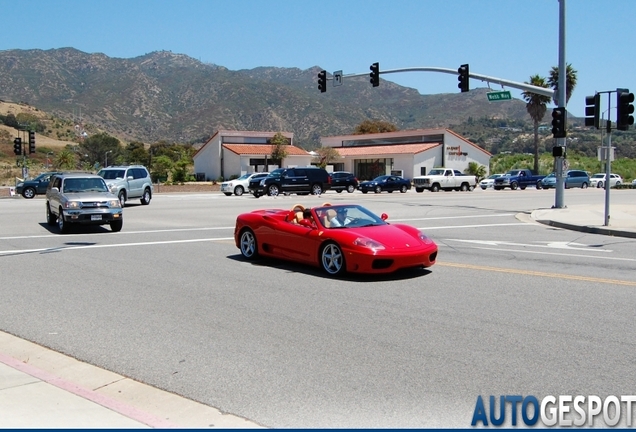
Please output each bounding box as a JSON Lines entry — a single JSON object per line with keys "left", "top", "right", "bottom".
{"left": 554, "top": 0, "right": 567, "bottom": 209}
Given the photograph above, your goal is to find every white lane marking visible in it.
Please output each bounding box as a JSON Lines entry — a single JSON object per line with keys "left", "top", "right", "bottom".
{"left": 392, "top": 213, "right": 514, "bottom": 222}
{"left": 418, "top": 223, "right": 528, "bottom": 230}
{"left": 445, "top": 239, "right": 613, "bottom": 252}
{"left": 0, "top": 237, "right": 234, "bottom": 256}
{"left": 437, "top": 243, "right": 636, "bottom": 263}
{"left": 0, "top": 226, "right": 234, "bottom": 241}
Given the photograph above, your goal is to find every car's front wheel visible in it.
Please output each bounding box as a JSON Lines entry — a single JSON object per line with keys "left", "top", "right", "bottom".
{"left": 400, "top": 185, "right": 408, "bottom": 193}
{"left": 118, "top": 190, "right": 126, "bottom": 207}
{"left": 140, "top": 188, "right": 151, "bottom": 205}
{"left": 234, "top": 185, "right": 244, "bottom": 196}
{"left": 46, "top": 202, "right": 56, "bottom": 226}
{"left": 320, "top": 242, "right": 345, "bottom": 276}
{"left": 22, "top": 187, "right": 36, "bottom": 199}
{"left": 267, "top": 185, "right": 280, "bottom": 196}
{"left": 110, "top": 220, "right": 123, "bottom": 232}
{"left": 239, "top": 229, "right": 258, "bottom": 259}
{"left": 57, "top": 208, "right": 70, "bottom": 234}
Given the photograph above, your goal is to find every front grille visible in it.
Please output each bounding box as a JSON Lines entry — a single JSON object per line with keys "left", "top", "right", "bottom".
{"left": 80, "top": 201, "right": 110, "bottom": 208}
{"left": 372, "top": 259, "right": 393, "bottom": 269}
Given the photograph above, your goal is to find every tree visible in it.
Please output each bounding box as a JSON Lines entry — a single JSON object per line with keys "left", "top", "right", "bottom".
{"left": 548, "top": 64, "right": 578, "bottom": 106}
{"left": 522, "top": 75, "right": 551, "bottom": 174}
{"left": 353, "top": 120, "right": 398, "bottom": 135}
{"left": 55, "top": 149, "right": 78, "bottom": 170}
{"left": 270, "top": 132, "right": 289, "bottom": 166}
{"left": 313, "top": 147, "right": 341, "bottom": 169}
{"left": 78, "top": 132, "right": 121, "bottom": 168}
{"left": 125, "top": 141, "right": 149, "bottom": 165}
{"left": 465, "top": 162, "right": 487, "bottom": 182}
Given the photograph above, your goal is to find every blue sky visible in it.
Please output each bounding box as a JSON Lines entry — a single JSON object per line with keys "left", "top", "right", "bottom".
{"left": 2, "top": 0, "right": 634, "bottom": 118}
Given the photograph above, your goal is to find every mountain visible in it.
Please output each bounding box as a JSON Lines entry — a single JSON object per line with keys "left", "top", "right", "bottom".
{"left": 0, "top": 48, "right": 536, "bottom": 148}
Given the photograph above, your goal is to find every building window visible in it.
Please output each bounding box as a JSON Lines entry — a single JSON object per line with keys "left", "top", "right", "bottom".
{"left": 354, "top": 158, "right": 393, "bottom": 180}
{"left": 420, "top": 167, "right": 427, "bottom": 176}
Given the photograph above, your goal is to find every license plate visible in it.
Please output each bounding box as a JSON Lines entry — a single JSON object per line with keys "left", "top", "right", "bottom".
{"left": 91, "top": 215, "right": 102, "bottom": 221}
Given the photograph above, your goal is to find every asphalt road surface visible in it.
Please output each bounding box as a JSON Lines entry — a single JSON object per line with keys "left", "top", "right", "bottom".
{"left": 1, "top": 188, "right": 635, "bottom": 427}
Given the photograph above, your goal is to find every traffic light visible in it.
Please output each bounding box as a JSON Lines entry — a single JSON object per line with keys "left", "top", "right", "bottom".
{"left": 369, "top": 62, "right": 379, "bottom": 87}
{"left": 28, "top": 130, "right": 36, "bottom": 154}
{"left": 551, "top": 107, "right": 567, "bottom": 138}
{"left": 317, "top": 70, "right": 327, "bottom": 93}
{"left": 457, "top": 64, "right": 469, "bottom": 93}
{"left": 13, "top": 137, "right": 22, "bottom": 156}
{"left": 584, "top": 94, "right": 600, "bottom": 129}
{"left": 616, "top": 89, "right": 634, "bottom": 131}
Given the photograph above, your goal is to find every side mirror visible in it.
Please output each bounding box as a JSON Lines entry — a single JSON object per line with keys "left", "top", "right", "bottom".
{"left": 51, "top": 187, "right": 59, "bottom": 193}
{"left": 381, "top": 213, "right": 388, "bottom": 221}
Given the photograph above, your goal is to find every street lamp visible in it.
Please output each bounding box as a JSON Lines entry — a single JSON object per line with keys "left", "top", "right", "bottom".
{"left": 105, "top": 150, "right": 112, "bottom": 168}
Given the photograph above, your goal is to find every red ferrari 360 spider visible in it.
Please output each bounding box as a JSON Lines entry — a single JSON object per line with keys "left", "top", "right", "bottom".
{"left": 234, "top": 203, "right": 438, "bottom": 276}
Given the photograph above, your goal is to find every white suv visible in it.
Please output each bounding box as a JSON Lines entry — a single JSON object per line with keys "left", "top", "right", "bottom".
{"left": 98, "top": 165, "right": 153, "bottom": 206}
{"left": 221, "top": 172, "right": 269, "bottom": 196}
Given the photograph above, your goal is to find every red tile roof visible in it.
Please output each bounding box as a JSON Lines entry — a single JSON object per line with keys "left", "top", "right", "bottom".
{"left": 334, "top": 143, "right": 441, "bottom": 157}
{"left": 223, "top": 144, "right": 310, "bottom": 156}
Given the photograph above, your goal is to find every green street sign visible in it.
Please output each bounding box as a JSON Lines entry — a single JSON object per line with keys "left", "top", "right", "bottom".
{"left": 487, "top": 91, "right": 512, "bottom": 101}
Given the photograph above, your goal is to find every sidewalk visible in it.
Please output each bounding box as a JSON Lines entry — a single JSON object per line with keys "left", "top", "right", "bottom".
{"left": 0, "top": 332, "right": 263, "bottom": 428}
{"left": 531, "top": 204, "right": 636, "bottom": 239}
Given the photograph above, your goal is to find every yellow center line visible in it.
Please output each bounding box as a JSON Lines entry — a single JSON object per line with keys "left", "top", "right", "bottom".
{"left": 438, "top": 262, "right": 636, "bottom": 287}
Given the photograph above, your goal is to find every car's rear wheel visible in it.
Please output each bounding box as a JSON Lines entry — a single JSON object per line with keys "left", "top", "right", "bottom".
{"left": 46, "top": 202, "right": 56, "bottom": 226}
{"left": 234, "top": 185, "right": 244, "bottom": 196}
{"left": 597, "top": 181, "right": 604, "bottom": 188}
{"left": 311, "top": 183, "right": 323, "bottom": 195}
{"left": 118, "top": 190, "right": 126, "bottom": 207}
{"left": 582, "top": 182, "right": 588, "bottom": 189}
{"left": 140, "top": 188, "right": 151, "bottom": 205}
{"left": 57, "top": 208, "right": 70, "bottom": 234}
{"left": 22, "top": 187, "right": 36, "bottom": 199}
{"left": 239, "top": 229, "right": 258, "bottom": 259}
{"left": 400, "top": 185, "right": 408, "bottom": 193}
{"left": 460, "top": 183, "right": 468, "bottom": 192}
{"left": 346, "top": 184, "right": 355, "bottom": 193}
{"left": 320, "top": 242, "right": 345, "bottom": 276}
{"left": 536, "top": 181, "right": 543, "bottom": 189}
{"left": 374, "top": 186, "right": 382, "bottom": 194}
{"left": 110, "top": 220, "right": 123, "bottom": 232}
{"left": 267, "top": 185, "right": 280, "bottom": 196}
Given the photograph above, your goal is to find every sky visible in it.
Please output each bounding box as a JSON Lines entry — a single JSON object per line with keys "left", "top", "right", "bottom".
{"left": 1, "top": 0, "right": 634, "bottom": 118}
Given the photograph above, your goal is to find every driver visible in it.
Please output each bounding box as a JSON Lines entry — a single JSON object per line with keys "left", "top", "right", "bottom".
{"left": 330, "top": 207, "right": 352, "bottom": 227}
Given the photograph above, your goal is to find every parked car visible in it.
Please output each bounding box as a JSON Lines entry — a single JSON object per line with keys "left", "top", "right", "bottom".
{"left": 632, "top": 178, "right": 636, "bottom": 187}
{"left": 16, "top": 171, "right": 62, "bottom": 198}
{"left": 493, "top": 169, "right": 545, "bottom": 190}
{"left": 590, "top": 173, "right": 623, "bottom": 189}
{"left": 329, "top": 171, "right": 358, "bottom": 193}
{"left": 540, "top": 170, "right": 590, "bottom": 189}
{"left": 221, "top": 172, "right": 268, "bottom": 196}
{"left": 97, "top": 165, "right": 153, "bottom": 207}
{"left": 412, "top": 168, "right": 476, "bottom": 192}
{"left": 235, "top": 203, "right": 437, "bottom": 276}
{"left": 249, "top": 167, "right": 331, "bottom": 197}
{"left": 479, "top": 173, "right": 505, "bottom": 190}
{"left": 45, "top": 173, "right": 123, "bottom": 234}
{"left": 358, "top": 175, "right": 411, "bottom": 194}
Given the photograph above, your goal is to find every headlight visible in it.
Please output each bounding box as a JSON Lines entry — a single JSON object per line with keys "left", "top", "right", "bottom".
{"left": 419, "top": 232, "right": 434, "bottom": 245}
{"left": 353, "top": 237, "right": 385, "bottom": 251}
{"left": 64, "top": 201, "right": 81, "bottom": 209}
{"left": 260, "top": 179, "right": 265, "bottom": 186}
{"left": 108, "top": 200, "right": 121, "bottom": 208}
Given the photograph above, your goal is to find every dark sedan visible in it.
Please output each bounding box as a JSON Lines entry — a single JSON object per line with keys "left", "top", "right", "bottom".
{"left": 358, "top": 175, "right": 411, "bottom": 194}
{"left": 16, "top": 171, "right": 61, "bottom": 199}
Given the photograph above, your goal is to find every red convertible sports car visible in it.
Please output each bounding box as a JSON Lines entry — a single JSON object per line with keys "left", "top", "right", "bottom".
{"left": 234, "top": 203, "right": 438, "bottom": 276}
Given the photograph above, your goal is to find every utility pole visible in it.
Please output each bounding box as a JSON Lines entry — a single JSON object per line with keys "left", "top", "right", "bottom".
{"left": 554, "top": 0, "right": 567, "bottom": 209}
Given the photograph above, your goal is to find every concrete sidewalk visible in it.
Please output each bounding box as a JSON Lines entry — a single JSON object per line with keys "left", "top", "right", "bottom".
{"left": 0, "top": 332, "right": 263, "bottom": 428}
{"left": 531, "top": 204, "right": 636, "bottom": 239}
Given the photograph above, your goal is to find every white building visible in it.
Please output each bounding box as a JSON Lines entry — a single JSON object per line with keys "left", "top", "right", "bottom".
{"left": 320, "top": 128, "right": 491, "bottom": 180}
{"left": 193, "top": 130, "right": 312, "bottom": 181}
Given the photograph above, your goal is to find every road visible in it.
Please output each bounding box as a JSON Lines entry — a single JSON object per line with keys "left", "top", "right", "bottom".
{"left": 1, "top": 188, "right": 635, "bottom": 427}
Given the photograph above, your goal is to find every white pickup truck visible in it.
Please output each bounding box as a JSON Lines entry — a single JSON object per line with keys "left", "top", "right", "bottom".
{"left": 412, "top": 168, "right": 477, "bottom": 193}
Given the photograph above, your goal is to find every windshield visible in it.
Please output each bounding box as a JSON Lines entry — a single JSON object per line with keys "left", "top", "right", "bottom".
{"left": 236, "top": 173, "right": 251, "bottom": 180}
{"left": 488, "top": 174, "right": 501, "bottom": 179}
{"left": 314, "top": 204, "right": 387, "bottom": 229}
{"left": 268, "top": 168, "right": 286, "bottom": 177}
{"left": 545, "top": 173, "right": 556, "bottom": 178}
{"left": 63, "top": 178, "right": 108, "bottom": 193}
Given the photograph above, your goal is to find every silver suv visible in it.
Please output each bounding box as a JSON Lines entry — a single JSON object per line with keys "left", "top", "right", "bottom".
{"left": 98, "top": 165, "right": 153, "bottom": 207}
{"left": 45, "top": 173, "right": 123, "bottom": 233}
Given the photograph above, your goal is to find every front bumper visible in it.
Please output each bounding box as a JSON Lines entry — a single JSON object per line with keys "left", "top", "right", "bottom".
{"left": 61, "top": 209, "right": 123, "bottom": 225}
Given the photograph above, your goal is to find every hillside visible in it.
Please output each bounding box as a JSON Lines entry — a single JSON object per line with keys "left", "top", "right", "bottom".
{"left": 0, "top": 48, "right": 532, "bottom": 148}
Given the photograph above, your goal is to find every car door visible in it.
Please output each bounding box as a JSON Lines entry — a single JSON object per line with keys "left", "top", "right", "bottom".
{"left": 36, "top": 173, "right": 53, "bottom": 193}
{"left": 291, "top": 169, "right": 310, "bottom": 193}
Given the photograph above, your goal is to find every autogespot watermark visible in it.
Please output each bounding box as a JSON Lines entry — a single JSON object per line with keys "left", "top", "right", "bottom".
{"left": 471, "top": 395, "right": 636, "bottom": 427}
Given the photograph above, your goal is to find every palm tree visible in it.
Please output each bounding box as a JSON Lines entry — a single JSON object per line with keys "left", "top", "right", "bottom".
{"left": 522, "top": 75, "right": 552, "bottom": 174}
{"left": 548, "top": 64, "right": 578, "bottom": 106}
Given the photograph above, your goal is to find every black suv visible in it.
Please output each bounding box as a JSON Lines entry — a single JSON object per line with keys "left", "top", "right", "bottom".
{"left": 249, "top": 167, "right": 331, "bottom": 197}
{"left": 329, "top": 171, "right": 358, "bottom": 193}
